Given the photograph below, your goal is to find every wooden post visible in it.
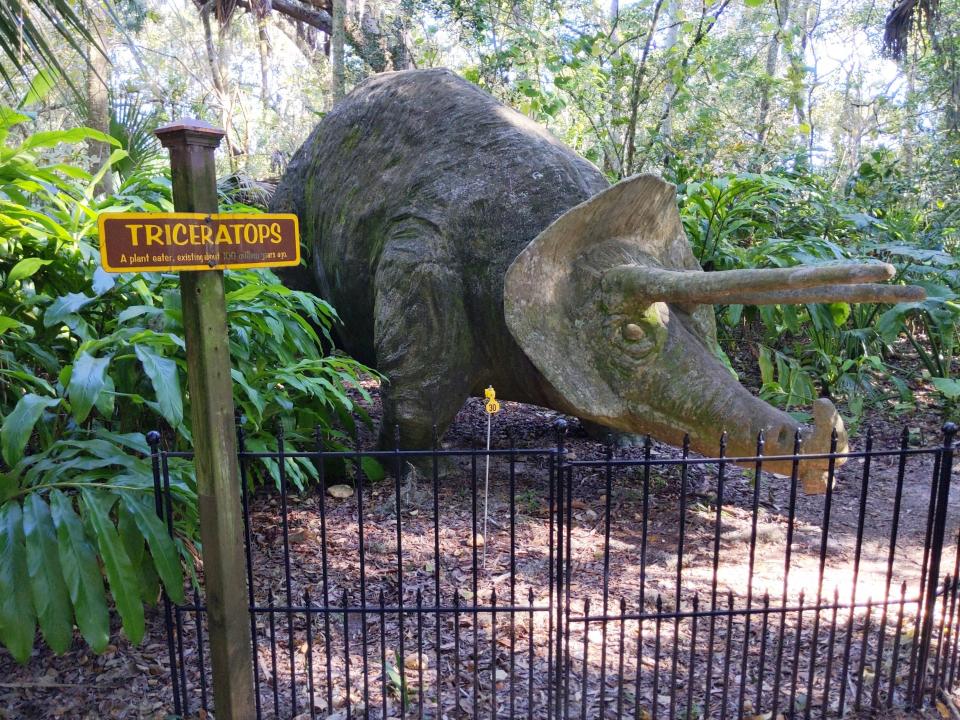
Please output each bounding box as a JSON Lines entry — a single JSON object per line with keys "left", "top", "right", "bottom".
{"left": 155, "top": 119, "right": 256, "bottom": 720}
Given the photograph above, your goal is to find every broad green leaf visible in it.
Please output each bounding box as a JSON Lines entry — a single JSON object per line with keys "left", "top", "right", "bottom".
{"left": 931, "top": 378, "right": 960, "bottom": 401}
{"left": 725, "top": 303, "right": 743, "bottom": 327}
{"left": 226, "top": 283, "right": 275, "bottom": 303}
{"left": 7, "top": 258, "right": 53, "bottom": 285}
{"left": 94, "top": 374, "right": 116, "bottom": 419}
{"left": 758, "top": 347, "right": 775, "bottom": 387}
{"left": 0, "top": 107, "right": 31, "bottom": 131}
{"left": 119, "top": 493, "right": 184, "bottom": 604}
{"left": 86, "top": 149, "right": 129, "bottom": 199}
{"left": 0, "top": 316, "right": 22, "bottom": 334}
{"left": 1, "top": 393, "right": 60, "bottom": 467}
{"left": 135, "top": 345, "right": 183, "bottom": 427}
{"left": 49, "top": 491, "right": 109, "bottom": 653}
{"left": 117, "top": 503, "right": 151, "bottom": 603}
{"left": 81, "top": 490, "right": 144, "bottom": 644}
{"left": 43, "top": 163, "right": 93, "bottom": 182}
{"left": 117, "top": 305, "right": 162, "bottom": 324}
{"left": 0, "top": 502, "right": 35, "bottom": 663}
{"left": 22, "top": 494, "right": 72, "bottom": 654}
{"left": 18, "top": 69, "right": 59, "bottom": 109}
{"left": 67, "top": 353, "right": 111, "bottom": 424}
{"left": 361, "top": 456, "right": 386, "bottom": 483}
{"left": 44, "top": 292, "right": 95, "bottom": 327}
{"left": 92, "top": 267, "right": 116, "bottom": 296}
{"left": 877, "top": 304, "right": 912, "bottom": 343}
{"left": 232, "top": 369, "right": 265, "bottom": 418}
{"left": 21, "top": 127, "right": 120, "bottom": 152}
{"left": 915, "top": 280, "right": 959, "bottom": 300}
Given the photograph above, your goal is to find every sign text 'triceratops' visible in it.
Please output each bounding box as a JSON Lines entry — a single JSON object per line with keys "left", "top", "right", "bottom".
{"left": 97, "top": 212, "right": 300, "bottom": 272}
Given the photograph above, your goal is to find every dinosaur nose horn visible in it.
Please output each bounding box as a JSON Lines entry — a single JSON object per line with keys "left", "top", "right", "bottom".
{"left": 796, "top": 399, "right": 850, "bottom": 493}
{"left": 603, "top": 262, "right": 925, "bottom": 306}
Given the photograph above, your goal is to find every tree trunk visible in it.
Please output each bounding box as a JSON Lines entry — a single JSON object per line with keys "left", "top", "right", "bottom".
{"left": 276, "top": 18, "right": 322, "bottom": 62}
{"left": 257, "top": 14, "right": 272, "bottom": 114}
{"left": 390, "top": 0, "right": 414, "bottom": 70}
{"left": 903, "top": 45, "right": 916, "bottom": 175}
{"left": 358, "top": 6, "right": 388, "bottom": 72}
{"left": 623, "top": 0, "right": 665, "bottom": 176}
{"left": 332, "top": 0, "right": 347, "bottom": 101}
{"left": 201, "top": 2, "right": 238, "bottom": 170}
{"left": 790, "top": 0, "right": 812, "bottom": 127}
{"left": 604, "top": 0, "right": 623, "bottom": 176}
{"left": 948, "top": 53, "right": 960, "bottom": 134}
{"left": 788, "top": 0, "right": 812, "bottom": 169}
{"left": 85, "top": 7, "right": 113, "bottom": 196}
{"left": 833, "top": 66, "right": 866, "bottom": 190}
{"left": 660, "top": 0, "right": 681, "bottom": 145}
{"left": 756, "top": 0, "right": 790, "bottom": 149}
{"left": 803, "top": 0, "right": 821, "bottom": 165}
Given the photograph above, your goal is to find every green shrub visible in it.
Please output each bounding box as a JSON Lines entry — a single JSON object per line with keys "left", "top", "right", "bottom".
{"left": 0, "top": 109, "right": 372, "bottom": 661}
{"left": 679, "top": 166, "right": 958, "bottom": 424}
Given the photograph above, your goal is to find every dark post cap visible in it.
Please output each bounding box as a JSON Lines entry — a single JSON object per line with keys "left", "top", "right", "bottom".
{"left": 943, "top": 422, "right": 958, "bottom": 443}
{"left": 154, "top": 118, "right": 225, "bottom": 148}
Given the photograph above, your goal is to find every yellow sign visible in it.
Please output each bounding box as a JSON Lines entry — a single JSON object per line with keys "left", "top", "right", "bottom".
{"left": 484, "top": 386, "right": 500, "bottom": 414}
{"left": 98, "top": 212, "right": 300, "bottom": 272}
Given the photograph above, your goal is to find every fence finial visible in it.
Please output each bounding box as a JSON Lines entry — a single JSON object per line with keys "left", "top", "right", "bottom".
{"left": 553, "top": 417, "right": 568, "bottom": 438}
{"left": 943, "top": 422, "right": 958, "bottom": 445}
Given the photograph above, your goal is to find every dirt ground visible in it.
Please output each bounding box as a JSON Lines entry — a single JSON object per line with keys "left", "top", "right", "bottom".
{"left": 3, "top": 376, "right": 960, "bottom": 720}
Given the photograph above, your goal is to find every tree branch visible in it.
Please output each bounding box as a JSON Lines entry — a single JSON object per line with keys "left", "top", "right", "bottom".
{"left": 236, "top": 0, "right": 332, "bottom": 33}
{"left": 637, "top": 0, "right": 732, "bottom": 170}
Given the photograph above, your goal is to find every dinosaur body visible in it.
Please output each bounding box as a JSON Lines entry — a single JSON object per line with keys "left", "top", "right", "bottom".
{"left": 272, "top": 68, "right": 923, "bottom": 491}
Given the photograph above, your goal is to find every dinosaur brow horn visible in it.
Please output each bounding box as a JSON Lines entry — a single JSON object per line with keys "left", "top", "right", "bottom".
{"left": 718, "top": 283, "right": 926, "bottom": 305}
{"left": 602, "top": 262, "right": 925, "bottom": 305}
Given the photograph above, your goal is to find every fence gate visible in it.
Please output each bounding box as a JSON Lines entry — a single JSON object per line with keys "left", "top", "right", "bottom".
{"left": 152, "top": 421, "right": 960, "bottom": 719}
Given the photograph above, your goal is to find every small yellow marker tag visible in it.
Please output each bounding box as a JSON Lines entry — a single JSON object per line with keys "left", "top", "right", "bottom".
{"left": 484, "top": 386, "right": 500, "bottom": 414}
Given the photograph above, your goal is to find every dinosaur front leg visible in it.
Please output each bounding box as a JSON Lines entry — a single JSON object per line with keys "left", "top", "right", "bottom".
{"left": 373, "top": 231, "right": 476, "bottom": 455}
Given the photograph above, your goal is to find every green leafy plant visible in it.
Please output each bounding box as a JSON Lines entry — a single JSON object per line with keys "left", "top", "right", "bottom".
{"left": 0, "top": 109, "right": 373, "bottom": 662}
{"left": 679, "top": 168, "right": 949, "bottom": 424}
{"left": 386, "top": 649, "right": 412, "bottom": 707}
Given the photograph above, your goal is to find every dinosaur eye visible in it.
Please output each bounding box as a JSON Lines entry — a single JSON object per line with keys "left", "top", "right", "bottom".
{"left": 622, "top": 323, "right": 645, "bottom": 341}
{"left": 613, "top": 317, "right": 665, "bottom": 363}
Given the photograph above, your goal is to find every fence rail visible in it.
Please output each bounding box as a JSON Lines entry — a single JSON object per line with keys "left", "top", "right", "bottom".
{"left": 150, "top": 420, "right": 960, "bottom": 719}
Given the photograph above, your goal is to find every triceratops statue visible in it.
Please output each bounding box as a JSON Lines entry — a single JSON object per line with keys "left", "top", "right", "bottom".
{"left": 271, "top": 69, "right": 923, "bottom": 492}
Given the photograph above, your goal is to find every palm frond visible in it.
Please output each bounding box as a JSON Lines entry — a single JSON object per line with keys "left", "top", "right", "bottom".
{"left": 0, "top": 1, "right": 98, "bottom": 89}
{"left": 109, "top": 92, "right": 164, "bottom": 177}
{"left": 218, "top": 172, "right": 278, "bottom": 209}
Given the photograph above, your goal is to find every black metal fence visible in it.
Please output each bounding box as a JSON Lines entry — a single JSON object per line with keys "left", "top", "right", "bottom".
{"left": 150, "top": 420, "right": 960, "bottom": 719}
